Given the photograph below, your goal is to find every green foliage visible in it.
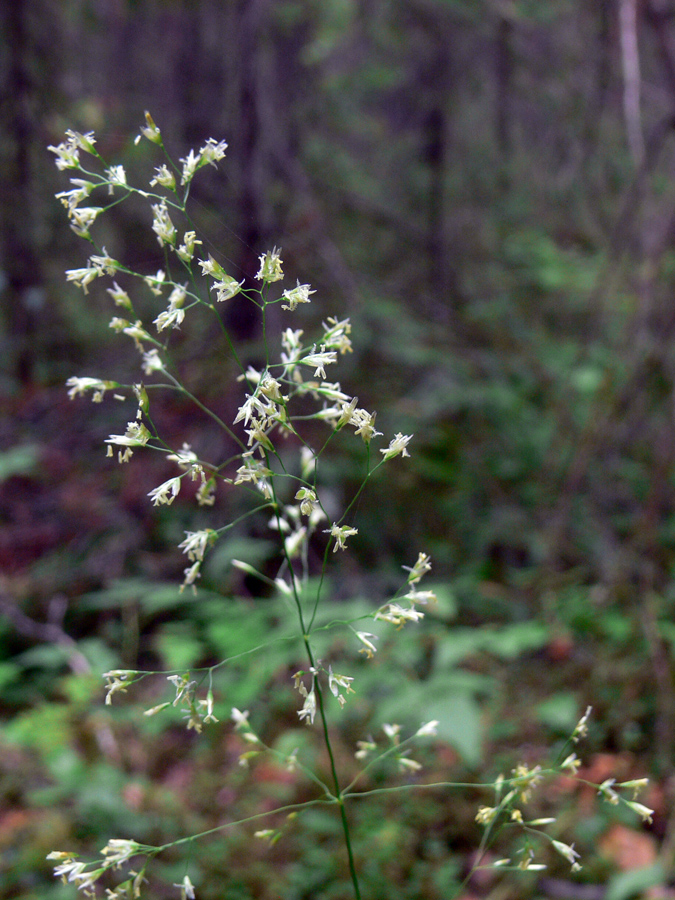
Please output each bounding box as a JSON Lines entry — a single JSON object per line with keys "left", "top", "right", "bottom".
{"left": 606, "top": 863, "right": 666, "bottom": 900}
{"left": 0, "top": 444, "right": 39, "bottom": 482}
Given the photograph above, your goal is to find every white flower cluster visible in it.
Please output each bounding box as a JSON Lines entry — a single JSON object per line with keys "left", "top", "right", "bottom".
{"left": 375, "top": 553, "right": 436, "bottom": 629}
{"left": 179, "top": 137, "right": 228, "bottom": 184}
{"left": 47, "top": 842, "right": 151, "bottom": 899}
{"left": 353, "top": 721, "right": 438, "bottom": 774}
{"left": 54, "top": 116, "right": 432, "bottom": 788}
{"left": 472, "top": 708, "right": 654, "bottom": 874}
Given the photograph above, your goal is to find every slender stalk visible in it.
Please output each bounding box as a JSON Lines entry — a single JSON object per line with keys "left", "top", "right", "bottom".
{"left": 265, "top": 454, "right": 362, "bottom": 900}
{"left": 312, "top": 674, "right": 362, "bottom": 900}
{"left": 160, "top": 371, "right": 246, "bottom": 450}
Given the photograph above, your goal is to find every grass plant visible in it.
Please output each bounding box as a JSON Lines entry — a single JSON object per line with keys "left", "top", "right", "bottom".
{"left": 46, "top": 115, "right": 653, "bottom": 900}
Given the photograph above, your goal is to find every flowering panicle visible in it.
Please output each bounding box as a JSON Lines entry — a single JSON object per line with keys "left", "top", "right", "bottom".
{"left": 233, "top": 455, "right": 273, "bottom": 498}
{"left": 51, "top": 113, "right": 439, "bottom": 897}
{"left": 50, "top": 111, "right": 652, "bottom": 900}
{"left": 256, "top": 246, "right": 283, "bottom": 282}
{"left": 211, "top": 275, "right": 244, "bottom": 302}
{"left": 102, "top": 669, "right": 144, "bottom": 705}
{"left": 175, "top": 875, "right": 196, "bottom": 900}
{"left": 150, "top": 164, "right": 176, "bottom": 190}
{"left": 47, "top": 841, "right": 151, "bottom": 900}
{"left": 328, "top": 666, "right": 355, "bottom": 707}
{"left": 293, "top": 670, "right": 318, "bottom": 725}
{"left": 70, "top": 206, "right": 103, "bottom": 238}
{"left": 144, "top": 269, "right": 166, "bottom": 295}
{"left": 57, "top": 177, "right": 94, "bottom": 213}
{"left": 105, "top": 165, "right": 127, "bottom": 191}
{"left": 48, "top": 129, "right": 97, "bottom": 170}
{"left": 380, "top": 432, "right": 412, "bottom": 461}
{"left": 324, "top": 523, "right": 358, "bottom": 552}
{"left": 322, "top": 317, "right": 353, "bottom": 354}
{"left": 66, "top": 377, "right": 118, "bottom": 402}
{"left": 374, "top": 552, "right": 434, "bottom": 628}
{"left": 403, "top": 552, "right": 432, "bottom": 584}
{"left": 300, "top": 345, "right": 338, "bottom": 380}
{"left": 572, "top": 705, "right": 592, "bottom": 742}
{"left": 470, "top": 707, "right": 654, "bottom": 877}
{"left": 151, "top": 199, "right": 177, "bottom": 246}
{"left": 65, "top": 263, "right": 99, "bottom": 294}
{"left": 179, "top": 529, "right": 217, "bottom": 562}
{"left": 355, "top": 631, "right": 378, "bottom": 658}
{"left": 282, "top": 281, "right": 314, "bottom": 311}
{"left": 180, "top": 138, "right": 227, "bottom": 184}
{"left": 154, "top": 283, "right": 187, "bottom": 331}
{"left": 139, "top": 111, "right": 162, "bottom": 144}
{"left": 148, "top": 476, "right": 182, "bottom": 506}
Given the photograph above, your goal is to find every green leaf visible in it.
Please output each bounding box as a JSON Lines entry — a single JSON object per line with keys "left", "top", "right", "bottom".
{"left": 15, "top": 643, "right": 73, "bottom": 670}
{"left": 79, "top": 579, "right": 197, "bottom": 616}
{"left": 0, "top": 444, "right": 39, "bottom": 482}
{"left": 204, "top": 537, "right": 276, "bottom": 583}
{"left": 479, "top": 622, "right": 549, "bottom": 658}
{"left": 5, "top": 703, "right": 74, "bottom": 761}
{"left": 377, "top": 675, "right": 486, "bottom": 766}
{"left": 154, "top": 623, "right": 204, "bottom": 670}
{"left": 606, "top": 863, "right": 665, "bottom": 900}
{"left": 536, "top": 692, "right": 579, "bottom": 732}
{"left": 0, "top": 661, "right": 21, "bottom": 692}
{"left": 428, "top": 583, "right": 457, "bottom": 621}
{"left": 422, "top": 693, "right": 484, "bottom": 767}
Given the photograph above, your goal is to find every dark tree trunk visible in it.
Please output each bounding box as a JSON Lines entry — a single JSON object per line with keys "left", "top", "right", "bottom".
{"left": 495, "top": 15, "right": 513, "bottom": 165}
{"left": 1, "top": 0, "right": 44, "bottom": 384}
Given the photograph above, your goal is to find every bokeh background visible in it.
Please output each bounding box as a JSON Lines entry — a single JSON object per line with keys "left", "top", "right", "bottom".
{"left": 2, "top": 1, "right": 675, "bottom": 898}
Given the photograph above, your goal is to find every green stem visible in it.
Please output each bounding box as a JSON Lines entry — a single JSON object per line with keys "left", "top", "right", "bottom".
{"left": 309, "top": 649, "right": 362, "bottom": 900}
{"left": 160, "top": 372, "right": 246, "bottom": 450}
{"left": 207, "top": 304, "right": 246, "bottom": 373}
{"left": 154, "top": 799, "right": 330, "bottom": 854}
{"left": 265, "top": 457, "right": 362, "bottom": 900}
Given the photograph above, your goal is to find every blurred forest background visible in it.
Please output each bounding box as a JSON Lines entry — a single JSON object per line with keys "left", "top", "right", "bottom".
{"left": 3, "top": 0, "right": 675, "bottom": 897}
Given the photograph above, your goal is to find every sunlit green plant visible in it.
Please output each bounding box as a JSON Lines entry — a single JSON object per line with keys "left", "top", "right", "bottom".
{"left": 47, "top": 116, "right": 653, "bottom": 900}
